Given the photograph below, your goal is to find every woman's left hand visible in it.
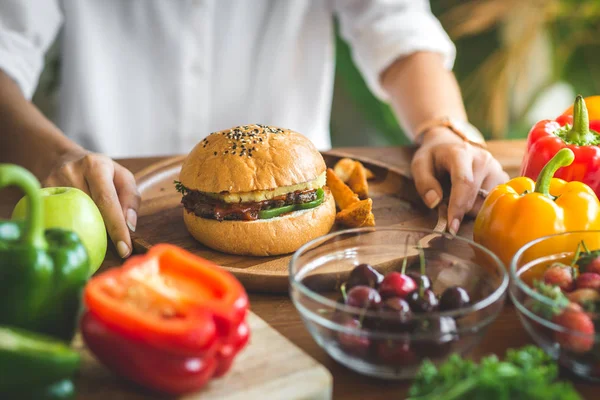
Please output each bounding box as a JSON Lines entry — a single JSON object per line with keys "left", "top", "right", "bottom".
{"left": 410, "top": 127, "right": 509, "bottom": 235}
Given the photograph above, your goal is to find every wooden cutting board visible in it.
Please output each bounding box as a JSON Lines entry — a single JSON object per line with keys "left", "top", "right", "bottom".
{"left": 132, "top": 150, "right": 439, "bottom": 293}
{"left": 74, "top": 311, "right": 332, "bottom": 400}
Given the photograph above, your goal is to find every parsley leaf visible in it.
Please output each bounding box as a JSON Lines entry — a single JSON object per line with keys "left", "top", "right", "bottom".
{"left": 407, "top": 346, "right": 582, "bottom": 400}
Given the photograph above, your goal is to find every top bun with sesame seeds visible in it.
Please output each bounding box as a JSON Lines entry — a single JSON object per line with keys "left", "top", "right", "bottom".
{"left": 179, "top": 124, "right": 326, "bottom": 194}
{"left": 176, "top": 124, "right": 335, "bottom": 256}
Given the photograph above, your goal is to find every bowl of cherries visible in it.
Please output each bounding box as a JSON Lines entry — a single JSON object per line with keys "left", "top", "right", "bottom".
{"left": 289, "top": 227, "right": 508, "bottom": 379}
{"left": 511, "top": 230, "right": 600, "bottom": 381}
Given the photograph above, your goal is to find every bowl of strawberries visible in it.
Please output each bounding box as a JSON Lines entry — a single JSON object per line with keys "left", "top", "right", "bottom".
{"left": 510, "top": 230, "right": 600, "bottom": 381}
{"left": 289, "top": 227, "right": 508, "bottom": 379}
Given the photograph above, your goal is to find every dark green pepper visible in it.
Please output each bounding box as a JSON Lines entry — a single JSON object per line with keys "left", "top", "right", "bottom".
{"left": 258, "top": 188, "right": 325, "bottom": 219}
{"left": 0, "top": 164, "right": 89, "bottom": 342}
{"left": 1, "top": 379, "right": 76, "bottom": 400}
{"left": 0, "top": 326, "right": 80, "bottom": 392}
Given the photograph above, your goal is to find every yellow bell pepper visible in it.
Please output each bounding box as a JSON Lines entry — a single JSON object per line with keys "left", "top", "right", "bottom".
{"left": 562, "top": 95, "right": 600, "bottom": 120}
{"left": 473, "top": 148, "right": 600, "bottom": 275}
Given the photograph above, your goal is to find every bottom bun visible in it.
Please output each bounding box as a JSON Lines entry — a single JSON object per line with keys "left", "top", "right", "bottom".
{"left": 183, "top": 190, "right": 336, "bottom": 256}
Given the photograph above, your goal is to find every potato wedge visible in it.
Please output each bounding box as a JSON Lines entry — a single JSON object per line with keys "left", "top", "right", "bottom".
{"left": 335, "top": 198, "right": 373, "bottom": 228}
{"left": 326, "top": 168, "right": 359, "bottom": 210}
{"left": 348, "top": 161, "right": 369, "bottom": 199}
{"left": 360, "top": 212, "right": 375, "bottom": 227}
{"left": 334, "top": 158, "right": 376, "bottom": 182}
{"left": 333, "top": 158, "right": 356, "bottom": 182}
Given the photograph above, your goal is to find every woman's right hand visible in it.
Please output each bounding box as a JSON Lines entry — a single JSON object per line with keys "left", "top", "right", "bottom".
{"left": 44, "top": 149, "right": 141, "bottom": 259}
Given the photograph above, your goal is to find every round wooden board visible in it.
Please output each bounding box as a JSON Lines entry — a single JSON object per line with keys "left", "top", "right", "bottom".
{"left": 132, "top": 150, "right": 441, "bottom": 293}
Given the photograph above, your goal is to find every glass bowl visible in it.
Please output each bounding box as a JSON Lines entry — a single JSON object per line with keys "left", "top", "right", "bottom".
{"left": 510, "top": 230, "right": 600, "bottom": 382}
{"left": 289, "top": 227, "right": 508, "bottom": 379}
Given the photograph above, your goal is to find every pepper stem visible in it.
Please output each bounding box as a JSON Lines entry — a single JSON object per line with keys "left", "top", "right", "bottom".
{"left": 533, "top": 148, "right": 575, "bottom": 198}
{"left": 566, "top": 95, "right": 597, "bottom": 145}
{"left": 0, "top": 164, "right": 47, "bottom": 249}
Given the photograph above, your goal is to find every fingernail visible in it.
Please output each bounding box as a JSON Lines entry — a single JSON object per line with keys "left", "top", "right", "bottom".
{"left": 126, "top": 208, "right": 137, "bottom": 232}
{"left": 449, "top": 219, "right": 460, "bottom": 236}
{"left": 117, "top": 241, "right": 131, "bottom": 258}
{"left": 424, "top": 190, "right": 441, "bottom": 209}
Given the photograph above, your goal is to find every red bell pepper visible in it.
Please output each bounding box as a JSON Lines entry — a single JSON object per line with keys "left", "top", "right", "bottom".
{"left": 521, "top": 95, "right": 600, "bottom": 197}
{"left": 80, "top": 244, "right": 249, "bottom": 395}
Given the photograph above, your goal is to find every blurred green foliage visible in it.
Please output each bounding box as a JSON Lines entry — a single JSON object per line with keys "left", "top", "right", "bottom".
{"left": 331, "top": 0, "right": 600, "bottom": 145}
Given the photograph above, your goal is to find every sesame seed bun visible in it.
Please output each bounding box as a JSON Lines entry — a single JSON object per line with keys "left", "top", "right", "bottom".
{"left": 179, "top": 124, "right": 327, "bottom": 193}
{"left": 183, "top": 189, "right": 336, "bottom": 256}
{"left": 179, "top": 124, "right": 335, "bottom": 256}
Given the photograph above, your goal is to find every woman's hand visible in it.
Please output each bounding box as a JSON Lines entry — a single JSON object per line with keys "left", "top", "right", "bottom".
{"left": 44, "top": 150, "right": 141, "bottom": 258}
{"left": 411, "top": 127, "right": 509, "bottom": 235}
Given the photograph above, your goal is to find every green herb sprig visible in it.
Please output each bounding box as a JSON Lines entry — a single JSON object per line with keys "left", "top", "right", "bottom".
{"left": 174, "top": 180, "right": 189, "bottom": 195}
{"left": 407, "top": 346, "right": 582, "bottom": 400}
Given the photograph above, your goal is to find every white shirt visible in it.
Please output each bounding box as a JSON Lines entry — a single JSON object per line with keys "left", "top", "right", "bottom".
{"left": 0, "top": 0, "right": 455, "bottom": 158}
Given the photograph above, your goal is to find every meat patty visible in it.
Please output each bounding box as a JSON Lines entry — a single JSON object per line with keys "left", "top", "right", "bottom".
{"left": 181, "top": 189, "right": 319, "bottom": 221}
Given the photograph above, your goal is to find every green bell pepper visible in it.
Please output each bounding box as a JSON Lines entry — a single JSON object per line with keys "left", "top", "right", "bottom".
{"left": 258, "top": 188, "right": 325, "bottom": 219}
{"left": 258, "top": 204, "right": 295, "bottom": 219}
{"left": 0, "top": 326, "right": 80, "bottom": 394}
{"left": 0, "top": 164, "right": 89, "bottom": 342}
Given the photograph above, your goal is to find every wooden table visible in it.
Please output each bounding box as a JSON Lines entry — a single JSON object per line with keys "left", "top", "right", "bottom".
{"left": 0, "top": 140, "right": 596, "bottom": 399}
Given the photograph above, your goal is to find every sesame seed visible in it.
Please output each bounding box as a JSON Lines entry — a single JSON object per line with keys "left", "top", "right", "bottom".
{"left": 214, "top": 151, "right": 217, "bottom": 156}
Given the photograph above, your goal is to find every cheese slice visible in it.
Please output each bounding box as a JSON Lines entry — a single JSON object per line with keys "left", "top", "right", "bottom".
{"left": 206, "top": 172, "right": 326, "bottom": 203}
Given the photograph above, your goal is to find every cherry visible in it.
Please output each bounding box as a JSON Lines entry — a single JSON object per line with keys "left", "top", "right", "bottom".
{"left": 407, "top": 271, "right": 432, "bottom": 291}
{"left": 346, "top": 286, "right": 382, "bottom": 309}
{"left": 576, "top": 272, "right": 600, "bottom": 291}
{"left": 553, "top": 308, "right": 595, "bottom": 353}
{"left": 379, "top": 272, "right": 417, "bottom": 300}
{"left": 383, "top": 297, "right": 412, "bottom": 315}
{"left": 375, "top": 340, "right": 417, "bottom": 365}
{"left": 367, "top": 297, "right": 413, "bottom": 332}
{"left": 406, "top": 289, "right": 439, "bottom": 313}
{"left": 336, "top": 318, "right": 371, "bottom": 356}
{"left": 346, "top": 263, "right": 383, "bottom": 290}
{"left": 439, "top": 286, "right": 471, "bottom": 312}
{"left": 543, "top": 263, "right": 575, "bottom": 292}
{"left": 412, "top": 317, "right": 457, "bottom": 358}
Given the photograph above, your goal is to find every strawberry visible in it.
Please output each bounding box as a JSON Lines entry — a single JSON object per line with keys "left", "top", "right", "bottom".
{"left": 581, "top": 256, "right": 600, "bottom": 275}
{"left": 576, "top": 272, "right": 600, "bottom": 290}
{"left": 553, "top": 308, "right": 595, "bottom": 353}
{"left": 567, "top": 288, "right": 600, "bottom": 306}
{"left": 543, "top": 263, "right": 575, "bottom": 292}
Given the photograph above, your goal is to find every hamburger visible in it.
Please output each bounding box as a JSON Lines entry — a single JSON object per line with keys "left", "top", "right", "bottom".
{"left": 176, "top": 124, "right": 336, "bottom": 256}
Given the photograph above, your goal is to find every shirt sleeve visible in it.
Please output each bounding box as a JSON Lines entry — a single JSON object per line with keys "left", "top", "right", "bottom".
{"left": 0, "top": 0, "right": 63, "bottom": 99}
{"left": 333, "top": 0, "right": 456, "bottom": 102}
